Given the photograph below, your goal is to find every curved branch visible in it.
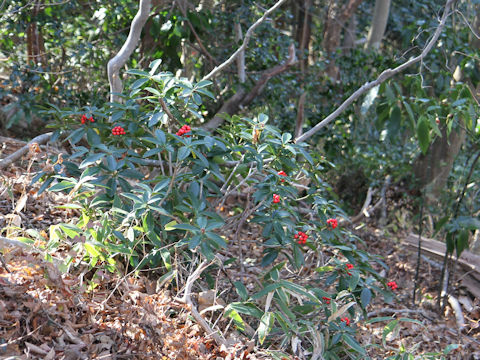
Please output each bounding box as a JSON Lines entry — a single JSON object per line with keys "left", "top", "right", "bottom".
{"left": 201, "top": 43, "right": 296, "bottom": 131}
{"left": 107, "top": 0, "right": 151, "bottom": 103}
{"left": 295, "top": 0, "right": 455, "bottom": 143}
{"left": 202, "top": 0, "right": 288, "bottom": 81}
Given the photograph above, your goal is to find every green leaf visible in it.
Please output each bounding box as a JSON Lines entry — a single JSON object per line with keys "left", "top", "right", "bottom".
{"left": 456, "top": 229, "right": 469, "bottom": 258}
{"left": 195, "top": 80, "right": 212, "bottom": 88}
{"left": 84, "top": 243, "right": 100, "bottom": 258}
{"left": 382, "top": 319, "right": 399, "bottom": 346}
{"left": 258, "top": 312, "right": 274, "bottom": 345}
{"left": 80, "top": 153, "right": 105, "bottom": 168}
{"left": 164, "top": 221, "right": 177, "bottom": 231}
{"left": 360, "top": 287, "right": 372, "bottom": 308}
{"left": 417, "top": 118, "right": 430, "bottom": 155}
{"left": 149, "top": 59, "right": 162, "bottom": 75}
{"left": 227, "top": 302, "right": 263, "bottom": 318}
{"left": 234, "top": 281, "right": 248, "bottom": 301}
{"left": 172, "top": 223, "right": 198, "bottom": 232}
{"left": 131, "top": 78, "right": 149, "bottom": 90}
{"left": 224, "top": 308, "right": 245, "bottom": 332}
{"left": 343, "top": 334, "right": 366, "bottom": 355}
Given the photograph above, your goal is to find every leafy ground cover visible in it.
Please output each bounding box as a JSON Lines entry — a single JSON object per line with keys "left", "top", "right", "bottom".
{"left": 1, "top": 138, "right": 479, "bottom": 359}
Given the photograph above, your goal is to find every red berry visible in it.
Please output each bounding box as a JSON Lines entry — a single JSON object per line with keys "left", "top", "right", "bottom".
{"left": 273, "top": 194, "right": 280, "bottom": 204}
{"left": 327, "top": 218, "right": 338, "bottom": 229}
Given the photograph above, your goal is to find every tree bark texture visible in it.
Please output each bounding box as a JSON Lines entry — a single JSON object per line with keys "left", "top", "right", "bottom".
{"left": 323, "top": 0, "right": 364, "bottom": 79}
{"left": 413, "top": 123, "right": 466, "bottom": 203}
{"left": 365, "top": 0, "right": 391, "bottom": 50}
{"left": 26, "top": 0, "right": 46, "bottom": 66}
{"left": 107, "top": 0, "right": 151, "bottom": 103}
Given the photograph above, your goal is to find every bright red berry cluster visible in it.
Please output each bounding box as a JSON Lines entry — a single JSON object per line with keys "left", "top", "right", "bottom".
{"left": 346, "top": 263, "right": 354, "bottom": 276}
{"left": 81, "top": 114, "right": 94, "bottom": 124}
{"left": 322, "top": 296, "right": 331, "bottom": 304}
{"left": 112, "top": 126, "right": 126, "bottom": 136}
{"left": 327, "top": 218, "right": 338, "bottom": 229}
{"left": 341, "top": 317, "right": 351, "bottom": 326}
{"left": 277, "top": 170, "right": 287, "bottom": 182}
{"left": 273, "top": 194, "right": 280, "bottom": 203}
{"left": 387, "top": 281, "right": 398, "bottom": 290}
{"left": 294, "top": 231, "right": 308, "bottom": 244}
{"left": 176, "top": 125, "right": 191, "bottom": 137}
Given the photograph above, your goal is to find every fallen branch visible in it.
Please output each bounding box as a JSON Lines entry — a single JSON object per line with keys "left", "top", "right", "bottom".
{"left": 176, "top": 260, "right": 227, "bottom": 347}
{"left": 202, "top": 0, "right": 288, "bottom": 81}
{"left": 107, "top": 0, "right": 151, "bottom": 103}
{"left": 447, "top": 295, "right": 466, "bottom": 330}
{"left": 0, "top": 236, "right": 30, "bottom": 248}
{"left": 295, "top": 0, "right": 455, "bottom": 143}
{"left": 0, "top": 132, "right": 52, "bottom": 170}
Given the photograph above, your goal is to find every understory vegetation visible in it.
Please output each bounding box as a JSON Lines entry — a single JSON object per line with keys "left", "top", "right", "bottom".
{"left": 0, "top": 0, "right": 479, "bottom": 359}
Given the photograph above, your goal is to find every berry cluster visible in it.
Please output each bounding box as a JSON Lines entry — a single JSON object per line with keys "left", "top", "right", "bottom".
{"left": 272, "top": 194, "right": 280, "bottom": 203}
{"left": 326, "top": 218, "right": 338, "bottom": 229}
{"left": 277, "top": 170, "right": 287, "bottom": 182}
{"left": 322, "top": 296, "right": 331, "bottom": 304}
{"left": 340, "top": 317, "right": 351, "bottom": 326}
{"left": 176, "top": 125, "right": 191, "bottom": 137}
{"left": 112, "top": 126, "right": 126, "bottom": 136}
{"left": 294, "top": 231, "right": 308, "bottom": 244}
{"left": 81, "top": 114, "right": 94, "bottom": 124}
{"left": 387, "top": 281, "right": 398, "bottom": 290}
{"left": 346, "top": 263, "right": 354, "bottom": 276}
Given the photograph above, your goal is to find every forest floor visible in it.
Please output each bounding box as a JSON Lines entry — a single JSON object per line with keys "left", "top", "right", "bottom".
{"left": 1, "top": 136, "right": 480, "bottom": 359}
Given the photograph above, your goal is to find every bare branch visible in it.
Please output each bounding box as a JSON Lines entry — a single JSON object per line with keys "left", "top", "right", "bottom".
{"left": 295, "top": 0, "right": 455, "bottom": 143}
{"left": 175, "top": 260, "right": 227, "bottom": 346}
{"left": 107, "top": 0, "right": 151, "bottom": 103}
{"left": 202, "top": 43, "right": 296, "bottom": 131}
{"left": 0, "top": 132, "right": 52, "bottom": 170}
{"left": 202, "top": 0, "right": 288, "bottom": 81}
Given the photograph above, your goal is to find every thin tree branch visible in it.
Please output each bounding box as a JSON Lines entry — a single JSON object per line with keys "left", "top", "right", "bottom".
{"left": 202, "top": 0, "right": 288, "bottom": 81}
{"left": 107, "top": 0, "right": 151, "bottom": 103}
{"left": 295, "top": 0, "right": 455, "bottom": 143}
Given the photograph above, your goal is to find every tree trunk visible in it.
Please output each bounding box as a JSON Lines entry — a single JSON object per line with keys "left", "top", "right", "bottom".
{"left": 365, "top": 0, "right": 391, "bottom": 50}
{"left": 413, "top": 123, "right": 466, "bottom": 203}
{"left": 323, "top": 0, "right": 363, "bottom": 80}
{"left": 343, "top": 14, "right": 357, "bottom": 52}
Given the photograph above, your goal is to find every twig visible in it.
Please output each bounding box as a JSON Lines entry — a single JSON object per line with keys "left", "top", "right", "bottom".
{"left": 159, "top": 97, "right": 176, "bottom": 124}
{"left": 176, "top": 0, "right": 217, "bottom": 65}
{"left": 202, "top": 0, "right": 288, "bottom": 81}
{"left": 175, "top": 260, "right": 227, "bottom": 346}
{"left": 295, "top": 0, "right": 455, "bottom": 143}
{"left": 413, "top": 192, "right": 425, "bottom": 305}
{"left": 107, "top": 0, "right": 151, "bottom": 103}
{"left": 0, "top": 132, "right": 52, "bottom": 170}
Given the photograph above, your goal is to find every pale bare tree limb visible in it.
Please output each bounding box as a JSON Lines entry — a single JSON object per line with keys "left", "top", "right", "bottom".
{"left": 295, "top": 0, "right": 455, "bottom": 143}
{"left": 0, "top": 132, "right": 52, "bottom": 170}
{"left": 107, "top": 0, "right": 151, "bottom": 103}
{"left": 234, "top": 23, "right": 246, "bottom": 83}
{"left": 202, "top": 0, "right": 288, "bottom": 81}
{"left": 175, "top": 260, "right": 227, "bottom": 346}
{"left": 202, "top": 43, "right": 296, "bottom": 131}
